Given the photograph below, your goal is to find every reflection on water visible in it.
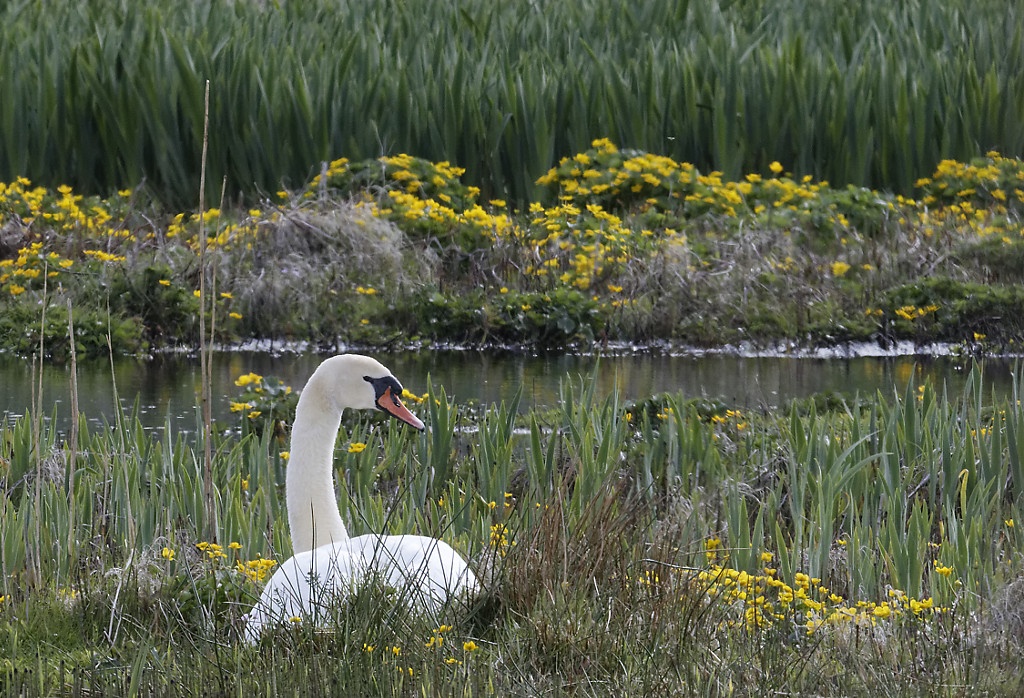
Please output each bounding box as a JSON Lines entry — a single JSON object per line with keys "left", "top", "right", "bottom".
{"left": 0, "top": 350, "right": 1017, "bottom": 435}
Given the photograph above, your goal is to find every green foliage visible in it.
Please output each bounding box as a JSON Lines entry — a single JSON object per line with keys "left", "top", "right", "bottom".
{"left": 1, "top": 0, "right": 1023, "bottom": 208}
{"left": 882, "top": 277, "right": 1024, "bottom": 344}
{"left": 4, "top": 364, "right": 1024, "bottom": 693}
{"left": 0, "top": 294, "right": 145, "bottom": 359}
{"left": 3, "top": 142, "right": 1024, "bottom": 354}
{"left": 107, "top": 264, "right": 199, "bottom": 343}
{"left": 955, "top": 237, "right": 1024, "bottom": 283}
{"left": 230, "top": 372, "right": 298, "bottom": 440}
{"left": 413, "top": 288, "right": 606, "bottom": 347}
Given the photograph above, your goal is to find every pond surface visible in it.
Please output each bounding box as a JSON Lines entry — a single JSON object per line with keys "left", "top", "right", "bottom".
{"left": 0, "top": 349, "right": 1018, "bottom": 436}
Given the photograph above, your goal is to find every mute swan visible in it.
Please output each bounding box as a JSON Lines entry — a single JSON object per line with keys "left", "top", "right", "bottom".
{"left": 244, "top": 354, "right": 478, "bottom": 642}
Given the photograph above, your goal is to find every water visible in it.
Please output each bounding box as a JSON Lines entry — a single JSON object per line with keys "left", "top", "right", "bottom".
{"left": 0, "top": 349, "right": 1017, "bottom": 435}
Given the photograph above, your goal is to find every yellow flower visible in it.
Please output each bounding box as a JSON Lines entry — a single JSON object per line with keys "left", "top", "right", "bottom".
{"left": 933, "top": 561, "right": 954, "bottom": 576}
{"left": 895, "top": 305, "right": 918, "bottom": 321}
{"left": 831, "top": 261, "right": 851, "bottom": 277}
{"left": 463, "top": 641, "right": 479, "bottom": 652}
{"left": 348, "top": 442, "right": 367, "bottom": 454}
{"left": 159, "top": 279, "right": 171, "bottom": 286}
{"left": 974, "top": 332, "right": 987, "bottom": 341}
{"left": 769, "top": 161, "right": 784, "bottom": 174}
{"left": 280, "top": 451, "right": 290, "bottom": 461}
{"left": 1005, "top": 518, "right": 1014, "bottom": 528}
{"left": 229, "top": 541, "right": 242, "bottom": 550}
{"left": 161, "top": 547, "right": 175, "bottom": 561}
{"left": 910, "top": 597, "right": 934, "bottom": 614}
{"left": 197, "top": 541, "right": 226, "bottom": 559}
{"left": 234, "top": 372, "right": 262, "bottom": 387}
{"left": 229, "top": 312, "right": 243, "bottom": 320}
{"left": 872, "top": 605, "right": 892, "bottom": 619}
{"left": 363, "top": 643, "right": 376, "bottom": 653}
{"left": 248, "top": 410, "right": 262, "bottom": 419}
{"left": 220, "top": 292, "right": 233, "bottom": 299}
{"left": 8, "top": 284, "right": 25, "bottom": 296}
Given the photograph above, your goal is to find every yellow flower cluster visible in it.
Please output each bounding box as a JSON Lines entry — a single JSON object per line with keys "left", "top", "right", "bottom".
{"left": 913, "top": 152, "right": 1024, "bottom": 241}
{"left": 236, "top": 557, "right": 278, "bottom": 583}
{"left": 306, "top": 157, "right": 350, "bottom": 192}
{"left": 520, "top": 201, "right": 665, "bottom": 289}
{"left": 0, "top": 242, "right": 75, "bottom": 295}
{"left": 894, "top": 304, "right": 940, "bottom": 321}
{"left": 368, "top": 188, "right": 514, "bottom": 243}
{"left": 196, "top": 541, "right": 227, "bottom": 559}
{"left": 362, "top": 625, "right": 478, "bottom": 673}
{"left": 166, "top": 207, "right": 277, "bottom": 252}
{"left": 695, "top": 561, "right": 947, "bottom": 635}
{"left": 401, "top": 388, "right": 427, "bottom": 404}
{"left": 488, "top": 523, "right": 515, "bottom": 557}
{"left": 82, "top": 249, "right": 126, "bottom": 263}
{"left": 234, "top": 372, "right": 264, "bottom": 388}
{"left": 0, "top": 179, "right": 123, "bottom": 232}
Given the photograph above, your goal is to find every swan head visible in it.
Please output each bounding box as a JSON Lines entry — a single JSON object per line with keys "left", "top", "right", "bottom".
{"left": 311, "top": 354, "right": 425, "bottom": 431}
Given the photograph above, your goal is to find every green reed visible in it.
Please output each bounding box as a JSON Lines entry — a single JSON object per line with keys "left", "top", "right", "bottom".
{"left": 4, "top": 361, "right": 1024, "bottom": 694}
{"left": 1, "top": 0, "right": 1021, "bottom": 208}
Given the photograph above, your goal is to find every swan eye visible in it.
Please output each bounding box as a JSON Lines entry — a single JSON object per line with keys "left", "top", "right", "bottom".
{"left": 364, "top": 374, "right": 425, "bottom": 430}
{"left": 364, "top": 375, "right": 404, "bottom": 410}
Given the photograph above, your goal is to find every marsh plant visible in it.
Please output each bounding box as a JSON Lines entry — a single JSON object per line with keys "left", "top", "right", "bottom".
{"left": 1, "top": 0, "right": 1022, "bottom": 207}
{"left": 2, "top": 145, "right": 1023, "bottom": 356}
{"left": 2, "top": 363, "right": 1024, "bottom": 694}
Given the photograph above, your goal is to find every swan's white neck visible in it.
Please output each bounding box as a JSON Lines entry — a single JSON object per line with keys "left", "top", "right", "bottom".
{"left": 285, "top": 377, "right": 350, "bottom": 554}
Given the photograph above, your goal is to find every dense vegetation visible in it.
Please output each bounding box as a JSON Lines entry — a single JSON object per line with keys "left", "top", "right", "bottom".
{"left": 3, "top": 1, "right": 1024, "bottom": 694}
{"left": 1, "top": 0, "right": 1022, "bottom": 208}
{"left": 2, "top": 144, "right": 1023, "bottom": 356}
{"left": 3, "top": 366, "right": 1024, "bottom": 695}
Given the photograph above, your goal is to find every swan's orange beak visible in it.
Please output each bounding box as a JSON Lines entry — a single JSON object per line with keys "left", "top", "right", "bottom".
{"left": 377, "top": 387, "right": 425, "bottom": 431}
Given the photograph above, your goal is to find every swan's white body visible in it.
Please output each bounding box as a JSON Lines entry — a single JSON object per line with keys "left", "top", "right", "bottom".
{"left": 244, "top": 355, "right": 477, "bottom": 643}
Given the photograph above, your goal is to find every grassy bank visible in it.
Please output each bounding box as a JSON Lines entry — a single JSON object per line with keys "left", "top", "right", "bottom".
{"left": 1, "top": 0, "right": 1022, "bottom": 208}
{"left": 2, "top": 364, "right": 1024, "bottom": 694}
{"left": 2, "top": 144, "right": 1024, "bottom": 356}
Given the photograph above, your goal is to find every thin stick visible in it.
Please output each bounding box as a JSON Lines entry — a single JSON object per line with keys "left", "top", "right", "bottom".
{"left": 67, "top": 297, "right": 80, "bottom": 571}
{"left": 31, "top": 263, "right": 48, "bottom": 586}
{"left": 198, "top": 79, "right": 215, "bottom": 540}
